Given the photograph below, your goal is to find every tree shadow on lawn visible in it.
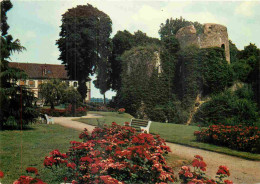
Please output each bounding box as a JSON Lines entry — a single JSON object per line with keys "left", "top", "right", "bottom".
{"left": 0, "top": 125, "right": 36, "bottom": 131}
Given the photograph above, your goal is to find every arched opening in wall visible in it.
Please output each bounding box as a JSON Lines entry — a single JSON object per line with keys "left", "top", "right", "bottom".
{"left": 221, "top": 44, "right": 225, "bottom": 50}
{"left": 221, "top": 44, "right": 226, "bottom": 60}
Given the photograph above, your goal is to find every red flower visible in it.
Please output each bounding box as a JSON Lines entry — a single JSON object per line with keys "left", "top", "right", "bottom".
{"left": 80, "top": 156, "right": 93, "bottom": 163}
{"left": 217, "top": 165, "right": 230, "bottom": 176}
{"left": 192, "top": 156, "right": 207, "bottom": 171}
{"left": 224, "top": 179, "right": 233, "bottom": 184}
{"left": 67, "top": 162, "right": 76, "bottom": 170}
{"left": 0, "top": 170, "right": 4, "bottom": 178}
{"left": 194, "top": 155, "right": 203, "bottom": 161}
{"left": 26, "top": 167, "right": 38, "bottom": 175}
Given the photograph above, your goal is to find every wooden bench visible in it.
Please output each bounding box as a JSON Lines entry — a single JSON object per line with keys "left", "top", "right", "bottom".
{"left": 130, "top": 118, "right": 152, "bottom": 133}
{"left": 44, "top": 114, "right": 54, "bottom": 124}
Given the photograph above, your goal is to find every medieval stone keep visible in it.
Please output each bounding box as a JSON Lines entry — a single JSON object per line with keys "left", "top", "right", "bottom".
{"left": 176, "top": 23, "right": 230, "bottom": 63}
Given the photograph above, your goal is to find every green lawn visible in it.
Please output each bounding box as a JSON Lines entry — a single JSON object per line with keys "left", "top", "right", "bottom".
{"left": 0, "top": 124, "right": 80, "bottom": 183}
{"left": 75, "top": 111, "right": 260, "bottom": 161}
{"left": 73, "top": 111, "right": 133, "bottom": 127}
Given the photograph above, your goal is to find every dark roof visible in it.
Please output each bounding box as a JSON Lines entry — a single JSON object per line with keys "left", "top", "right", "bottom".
{"left": 9, "top": 62, "right": 68, "bottom": 79}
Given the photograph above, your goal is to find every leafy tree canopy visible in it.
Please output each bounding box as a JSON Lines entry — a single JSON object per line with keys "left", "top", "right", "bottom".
{"left": 159, "top": 17, "right": 203, "bottom": 40}
{"left": 57, "top": 4, "right": 112, "bottom": 100}
{"left": 39, "top": 79, "right": 67, "bottom": 109}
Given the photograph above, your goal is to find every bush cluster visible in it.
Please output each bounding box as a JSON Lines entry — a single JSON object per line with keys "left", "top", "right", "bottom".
{"left": 44, "top": 122, "right": 174, "bottom": 183}
{"left": 193, "top": 87, "right": 259, "bottom": 127}
{"left": 40, "top": 104, "right": 87, "bottom": 117}
{"left": 86, "top": 102, "right": 116, "bottom": 112}
{"left": 194, "top": 124, "right": 260, "bottom": 153}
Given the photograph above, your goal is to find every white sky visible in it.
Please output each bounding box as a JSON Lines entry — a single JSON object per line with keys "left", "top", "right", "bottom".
{"left": 7, "top": 0, "right": 260, "bottom": 99}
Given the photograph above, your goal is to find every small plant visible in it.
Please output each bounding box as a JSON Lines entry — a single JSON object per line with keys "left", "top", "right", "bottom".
{"left": 178, "top": 155, "right": 233, "bottom": 184}
{"left": 13, "top": 167, "right": 46, "bottom": 184}
{"left": 118, "top": 108, "right": 125, "bottom": 114}
{"left": 0, "top": 170, "right": 4, "bottom": 182}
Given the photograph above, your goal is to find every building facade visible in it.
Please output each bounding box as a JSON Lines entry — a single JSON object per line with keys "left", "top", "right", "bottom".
{"left": 9, "top": 62, "right": 91, "bottom": 101}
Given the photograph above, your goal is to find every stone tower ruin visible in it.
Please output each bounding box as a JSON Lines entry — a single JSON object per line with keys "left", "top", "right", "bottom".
{"left": 176, "top": 23, "right": 230, "bottom": 63}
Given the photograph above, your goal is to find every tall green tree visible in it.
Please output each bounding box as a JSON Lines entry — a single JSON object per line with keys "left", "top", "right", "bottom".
{"left": 0, "top": 0, "right": 37, "bottom": 129}
{"left": 56, "top": 4, "right": 112, "bottom": 101}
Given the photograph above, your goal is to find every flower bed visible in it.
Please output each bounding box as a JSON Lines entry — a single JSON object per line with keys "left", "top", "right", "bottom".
{"left": 194, "top": 124, "right": 260, "bottom": 153}
{"left": 43, "top": 122, "right": 175, "bottom": 183}
{"left": 40, "top": 104, "right": 87, "bottom": 117}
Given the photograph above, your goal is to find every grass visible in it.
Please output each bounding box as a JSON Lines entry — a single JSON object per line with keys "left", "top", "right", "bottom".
{"left": 75, "top": 111, "right": 260, "bottom": 161}
{"left": 0, "top": 124, "right": 80, "bottom": 183}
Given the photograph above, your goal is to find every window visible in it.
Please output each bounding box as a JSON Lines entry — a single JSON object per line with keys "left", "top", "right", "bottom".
{"left": 73, "top": 82, "right": 78, "bottom": 87}
{"left": 19, "top": 80, "right": 25, "bottom": 86}
{"left": 29, "top": 80, "right": 35, "bottom": 87}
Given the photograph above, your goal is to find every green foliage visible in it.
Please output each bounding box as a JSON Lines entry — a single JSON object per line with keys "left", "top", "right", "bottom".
{"left": 56, "top": 4, "right": 112, "bottom": 100}
{"left": 0, "top": 0, "right": 38, "bottom": 130}
{"left": 39, "top": 80, "right": 82, "bottom": 111}
{"left": 159, "top": 17, "right": 203, "bottom": 39}
{"left": 231, "top": 59, "right": 252, "bottom": 82}
{"left": 193, "top": 86, "right": 259, "bottom": 127}
{"left": 109, "top": 30, "right": 161, "bottom": 91}
{"left": 199, "top": 48, "right": 234, "bottom": 94}
{"left": 39, "top": 79, "right": 67, "bottom": 109}
{"left": 176, "top": 47, "right": 233, "bottom": 105}
{"left": 238, "top": 43, "right": 260, "bottom": 109}
{"left": 119, "top": 45, "right": 162, "bottom": 117}
{"left": 229, "top": 40, "right": 239, "bottom": 63}
{"left": 62, "top": 87, "right": 82, "bottom": 106}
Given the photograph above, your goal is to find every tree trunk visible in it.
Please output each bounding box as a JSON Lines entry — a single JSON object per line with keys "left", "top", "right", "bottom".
{"left": 51, "top": 103, "right": 55, "bottom": 110}
{"left": 103, "top": 92, "right": 106, "bottom": 106}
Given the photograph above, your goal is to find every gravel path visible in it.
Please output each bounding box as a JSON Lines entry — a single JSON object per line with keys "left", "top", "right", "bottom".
{"left": 53, "top": 115, "right": 260, "bottom": 183}
{"left": 52, "top": 114, "right": 102, "bottom": 132}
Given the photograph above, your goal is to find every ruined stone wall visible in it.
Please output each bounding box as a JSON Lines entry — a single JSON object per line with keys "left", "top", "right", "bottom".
{"left": 176, "top": 23, "right": 230, "bottom": 63}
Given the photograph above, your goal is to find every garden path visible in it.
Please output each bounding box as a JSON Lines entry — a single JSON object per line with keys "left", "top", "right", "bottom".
{"left": 53, "top": 115, "right": 260, "bottom": 184}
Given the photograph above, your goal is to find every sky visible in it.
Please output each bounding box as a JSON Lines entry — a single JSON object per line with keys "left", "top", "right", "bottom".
{"left": 7, "top": 0, "right": 260, "bottom": 99}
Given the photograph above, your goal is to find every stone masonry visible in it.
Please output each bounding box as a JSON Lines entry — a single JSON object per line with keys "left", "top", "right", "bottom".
{"left": 176, "top": 23, "right": 230, "bottom": 63}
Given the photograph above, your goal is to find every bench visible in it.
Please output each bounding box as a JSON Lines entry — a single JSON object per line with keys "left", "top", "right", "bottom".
{"left": 130, "top": 118, "right": 152, "bottom": 133}
{"left": 44, "top": 114, "right": 54, "bottom": 124}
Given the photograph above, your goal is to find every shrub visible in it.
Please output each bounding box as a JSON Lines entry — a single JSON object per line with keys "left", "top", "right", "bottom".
{"left": 118, "top": 108, "right": 125, "bottom": 114}
{"left": 44, "top": 123, "right": 175, "bottom": 183}
{"left": 194, "top": 124, "right": 260, "bottom": 153}
{"left": 193, "top": 88, "right": 259, "bottom": 127}
{"left": 86, "top": 102, "right": 116, "bottom": 112}
{"left": 40, "top": 104, "right": 87, "bottom": 117}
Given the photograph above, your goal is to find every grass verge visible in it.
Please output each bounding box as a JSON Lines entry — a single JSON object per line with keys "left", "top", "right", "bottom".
{"left": 75, "top": 111, "right": 260, "bottom": 161}
{"left": 0, "top": 124, "right": 80, "bottom": 183}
